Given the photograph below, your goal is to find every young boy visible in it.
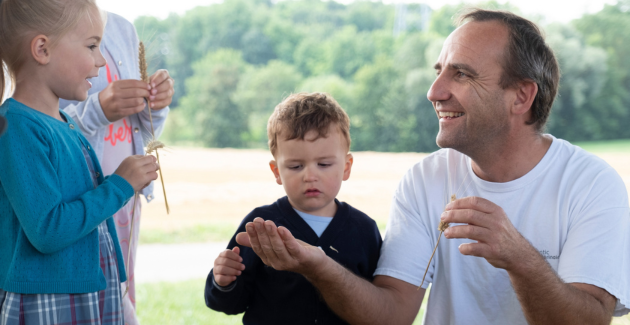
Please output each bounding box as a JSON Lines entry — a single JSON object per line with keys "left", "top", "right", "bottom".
{"left": 204, "top": 93, "right": 382, "bottom": 324}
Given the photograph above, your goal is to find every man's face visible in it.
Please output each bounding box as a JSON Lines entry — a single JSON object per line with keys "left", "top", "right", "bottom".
{"left": 270, "top": 126, "right": 353, "bottom": 217}
{"left": 427, "top": 21, "right": 514, "bottom": 153}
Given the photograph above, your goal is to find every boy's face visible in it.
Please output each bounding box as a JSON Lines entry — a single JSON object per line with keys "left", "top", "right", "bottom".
{"left": 270, "top": 126, "right": 353, "bottom": 218}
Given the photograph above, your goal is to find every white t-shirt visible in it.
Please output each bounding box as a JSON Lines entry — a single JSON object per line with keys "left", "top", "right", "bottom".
{"left": 100, "top": 49, "right": 134, "bottom": 176}
{"left": 374, "top": 136, "right": 630, "bottom": 325}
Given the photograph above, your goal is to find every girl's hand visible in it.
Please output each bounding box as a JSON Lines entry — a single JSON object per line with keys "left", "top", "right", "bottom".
{"left": 114, "top": 155, "right": 158, "bottom": 191}
{"left": 99, "top": 80, "right": 151, "bottom": 122}
{"left": 213, "top": 247, "right": 245, "bottom": 287}
{"left": 148, "top": 69, "right": 174, "bottom": 110}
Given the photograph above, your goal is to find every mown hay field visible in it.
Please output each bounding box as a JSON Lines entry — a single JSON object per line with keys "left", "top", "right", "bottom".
{"left": 141, "top": 145, "right": 630, "bottom": 238}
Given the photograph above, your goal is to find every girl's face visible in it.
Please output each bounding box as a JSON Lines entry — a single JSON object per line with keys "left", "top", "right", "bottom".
{"left": 46, "top": 8, "right": 106, "bottom": 102}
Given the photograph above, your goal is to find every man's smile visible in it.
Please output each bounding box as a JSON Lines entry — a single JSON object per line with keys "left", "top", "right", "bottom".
{"left": 438, "top": 111, "right": 465, "bottom": 120}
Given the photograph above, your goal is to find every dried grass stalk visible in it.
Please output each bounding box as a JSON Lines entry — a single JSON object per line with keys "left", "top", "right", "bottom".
{"left": 418, "top": 194, "right": 457, "bottom": 290}
{"left": 139, "top": 42, "right": 149, "bottom": 83}
{"left": 139, "top": 41, "right": 169, "bottom": 214}
{"left": 124, "top": 42, "right": 170, "bottom": 298}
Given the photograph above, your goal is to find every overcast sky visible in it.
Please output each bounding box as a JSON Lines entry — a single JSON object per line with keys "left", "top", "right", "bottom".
{"left": 97, "top": 0, "right": 618, "bottom": 25}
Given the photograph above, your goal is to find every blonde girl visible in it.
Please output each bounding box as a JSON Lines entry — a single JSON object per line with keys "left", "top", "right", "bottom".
{"left": 0, "top": 0, "right": 158, "bottom": 324}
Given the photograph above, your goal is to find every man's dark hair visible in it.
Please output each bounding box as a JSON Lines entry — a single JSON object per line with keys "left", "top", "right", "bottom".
{"left": 457, "top": 9, "right": 560, "bottom": 132}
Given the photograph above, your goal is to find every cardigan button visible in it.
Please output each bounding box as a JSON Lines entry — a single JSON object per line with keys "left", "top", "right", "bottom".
{"left": 134, "top": 128, "right": 139, "bottom": 133}
{"left": 147, "top": 194, "right": 153, "bottom": 200}
{"left": 69, "top": 124, "right": 75, "bottom": 129}
{"left": 96, "top": 172, "right": 100, "bottom": 177}
{"left": 118, "top": 61, "right": 123, "bottom": 66}
{"left": 87, "top": 145, "right": 91, "bottom": 150}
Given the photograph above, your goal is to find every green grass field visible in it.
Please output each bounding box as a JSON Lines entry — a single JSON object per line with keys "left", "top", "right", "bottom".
{"left": 140, "top": 222, "right": 389, "bottom": 245}
{"left": 137, "top": 279, "right": 630, "bottom": 324}
{"left": 139, "top": 222, "right": 237, "bottom": 245}
{"left": 574, "top": 139, "right": 630, "bottom": 154}
{"left": 136, "top": 278, "right": 427, "bottom": 324}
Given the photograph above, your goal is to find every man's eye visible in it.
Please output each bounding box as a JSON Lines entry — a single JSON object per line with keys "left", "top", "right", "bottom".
{"left": 457, "top": 71, "right": 468, "bottom": 78}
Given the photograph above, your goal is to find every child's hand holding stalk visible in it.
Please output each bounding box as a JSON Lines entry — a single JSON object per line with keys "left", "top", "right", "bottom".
{"left": 114, "top": 155, "right": 159, "bottom": 191}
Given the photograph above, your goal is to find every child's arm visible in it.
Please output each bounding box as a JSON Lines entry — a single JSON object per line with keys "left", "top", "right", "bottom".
{"left": 0, "top": 118, "right": 152, "bottom": 254}
{"left": 205, "top": 213, "right": 260, "bottom": 315}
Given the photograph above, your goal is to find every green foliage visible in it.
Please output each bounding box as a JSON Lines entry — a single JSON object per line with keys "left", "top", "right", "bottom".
{"left": 178, "top": 49, "right": 250, "bottom": 148}
{"left": 233, "top": 61, "right": 303, "bottom": 146}
{"left": 573, "top": 1, "right": 630, "bottom": 139}
{"left": 428, "top": 1, "right": 520, "bottom": 37}
{"left": 326, "top": 26, "right": 376, "bottom": 78}
{"left": 135, "top": 0, "right": 630, "bottom": 152}
{"left": 545, "top": 24, "right": 611, "bottom": 140}
{"left": 428, "top": 4, "right": 461, "bottom": 37}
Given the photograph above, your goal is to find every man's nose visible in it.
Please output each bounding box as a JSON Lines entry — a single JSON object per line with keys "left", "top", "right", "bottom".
{"left": 427, "top": 73, "right": 451, "bottom": 104}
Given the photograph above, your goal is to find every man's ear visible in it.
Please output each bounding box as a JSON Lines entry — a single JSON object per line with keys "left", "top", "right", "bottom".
{"left": 342, "top": 153, "right": 353, "bottom": 181}
{"left": 31, "top": 35, "right": 52, "bottom": 65}
{"left": 269, "top": 160, "right": 282, "bottom": 185}
{"left": 512, "top": 80, "right": 538, "bottom": 117}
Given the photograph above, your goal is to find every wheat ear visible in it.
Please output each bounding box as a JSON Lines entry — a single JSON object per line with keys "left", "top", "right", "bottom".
{"left": 139, "top": 41, "right": 169, "bottom": 214}
{"left": 418, "top": 194, "right": 456, "bottom": 290}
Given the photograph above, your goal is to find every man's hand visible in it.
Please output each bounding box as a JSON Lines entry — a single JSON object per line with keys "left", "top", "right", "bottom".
{"left": 147, "top": 69, "right": 174, "bottom": 110}
{"left": 213, "top": 247, "right": 245, "bottom": 287}
{"left": 235, "top": 218, "right": 327, "bottom": 277}
{"left": 99, "top": 80, "right": 151, "bottom": 122}
{"left": 441, "top": 196, "right": 532, "bottom": 271}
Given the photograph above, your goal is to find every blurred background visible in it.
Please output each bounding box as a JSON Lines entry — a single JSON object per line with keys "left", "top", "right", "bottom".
{"left": 14, "top": 0, "right": 625, "bottom": 323}
{"left": 100, "top": 0, "right": 630, "bottom": 153}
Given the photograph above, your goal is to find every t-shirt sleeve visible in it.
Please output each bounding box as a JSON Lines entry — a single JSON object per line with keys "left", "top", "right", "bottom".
{"left": 558, "top": 167, "right": 630, "bottom": 316}
{"left": 374, "top": 167, "right": 437, "bottom": 289}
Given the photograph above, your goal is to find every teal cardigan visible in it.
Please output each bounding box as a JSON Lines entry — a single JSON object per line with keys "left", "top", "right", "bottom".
{"left": 0, "top": 98, "right": 133, "bottom": 294}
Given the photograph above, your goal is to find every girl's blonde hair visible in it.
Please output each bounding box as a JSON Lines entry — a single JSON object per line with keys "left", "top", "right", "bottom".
{"left": 0, "top": 0, "right": 99, "bottom": 103}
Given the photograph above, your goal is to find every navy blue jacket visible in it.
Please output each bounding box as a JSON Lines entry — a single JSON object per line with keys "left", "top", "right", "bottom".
{"left": 205, "top": 196, "right": 382, "bottom": 325}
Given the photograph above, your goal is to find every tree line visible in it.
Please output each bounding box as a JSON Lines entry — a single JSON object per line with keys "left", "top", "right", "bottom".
{"left": 135, "top": 0, "right": 630, "bottom": 152}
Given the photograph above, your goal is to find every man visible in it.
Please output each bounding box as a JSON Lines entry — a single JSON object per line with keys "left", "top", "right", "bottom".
{"left": 235, "top": 9, "right": 630, "bottom": 325}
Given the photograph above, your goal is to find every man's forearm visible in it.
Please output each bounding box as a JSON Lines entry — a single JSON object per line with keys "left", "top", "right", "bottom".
{"left": 305, "top": 257, "right": 423, "bottom": 325}
{"left": 509, "top": 247, "right": 613, "bottom": 325}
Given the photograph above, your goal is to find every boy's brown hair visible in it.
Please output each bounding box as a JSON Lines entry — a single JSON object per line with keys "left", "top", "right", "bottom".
{"left": 267, "top": 92, "right": 351, "bottom": 156}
